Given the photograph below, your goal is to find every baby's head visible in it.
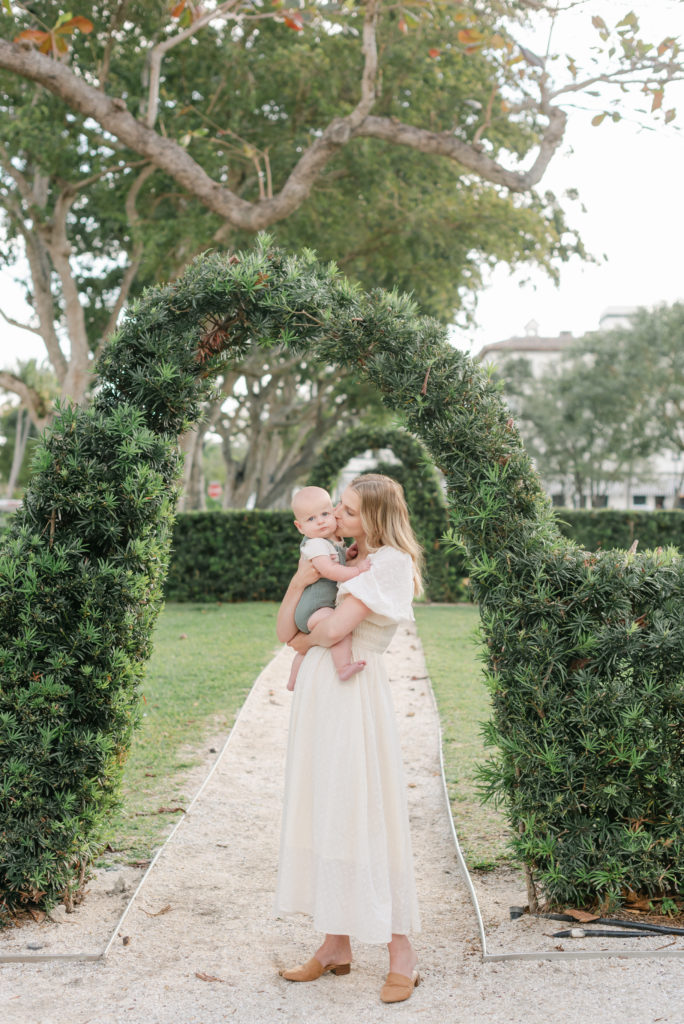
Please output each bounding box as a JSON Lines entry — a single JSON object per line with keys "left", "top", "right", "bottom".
{"left": 292, "top": 486, "right": 338, "bottom": 540}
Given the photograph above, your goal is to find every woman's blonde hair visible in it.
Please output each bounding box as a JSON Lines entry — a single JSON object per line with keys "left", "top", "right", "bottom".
{"left": 349, "top": 473, "right": 424, "bottom": 597}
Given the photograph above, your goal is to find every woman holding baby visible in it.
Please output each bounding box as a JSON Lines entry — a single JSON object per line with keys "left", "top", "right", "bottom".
{"left": 274, "top": 473, "right": 423, "bottom": 1004}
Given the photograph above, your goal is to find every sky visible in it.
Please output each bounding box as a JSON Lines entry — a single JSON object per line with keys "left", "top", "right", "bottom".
{"left": 457, "top": 0, "right": 684, "bottom": 354}
{"left": 1, "top": 0, "right": 683, "bottom": 370}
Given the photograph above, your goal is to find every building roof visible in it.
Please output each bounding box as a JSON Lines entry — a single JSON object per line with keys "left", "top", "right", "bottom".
{"left": 476, "top": 334, "right": 575, "bottom": 361}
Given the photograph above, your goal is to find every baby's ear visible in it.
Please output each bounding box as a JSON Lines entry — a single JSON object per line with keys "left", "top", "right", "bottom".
{"left": 293, "top": 520, "right": 305, "bottom": 535}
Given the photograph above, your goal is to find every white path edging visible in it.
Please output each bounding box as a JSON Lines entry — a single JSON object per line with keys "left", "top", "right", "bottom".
{"left": 431, "top": 685, "right": 684, "bottom": 962}
{"left": 0, "top": 649, "right": 279, "bottom": 966}
{"left": 4, "top": 634, "right": 684, "bottom": 967}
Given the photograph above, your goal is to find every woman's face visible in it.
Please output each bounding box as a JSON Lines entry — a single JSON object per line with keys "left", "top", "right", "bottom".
{"left": 335, "top": 487, "right": 364, "bottom": 539}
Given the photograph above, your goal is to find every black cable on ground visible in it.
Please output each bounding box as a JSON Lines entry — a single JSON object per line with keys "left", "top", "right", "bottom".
{"left": 552, "top": 929, "right": 659, "bottom": 940}
{"left": 540, "top": 912, "right": 684, "bottom": 937}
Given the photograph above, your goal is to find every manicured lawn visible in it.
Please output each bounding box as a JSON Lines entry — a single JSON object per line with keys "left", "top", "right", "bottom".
{"left": 103, "top": 602, "right": 279, "bottom": 862}
{"left": 414, "top": 604, "right": 511, "bottom": 870}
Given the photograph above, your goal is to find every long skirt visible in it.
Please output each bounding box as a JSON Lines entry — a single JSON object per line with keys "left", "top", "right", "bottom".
{"left": 274, "top": 620, "right": 420, "bottom": 944}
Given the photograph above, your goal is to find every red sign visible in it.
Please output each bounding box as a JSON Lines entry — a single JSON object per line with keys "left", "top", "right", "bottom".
{"left": 207, "top": 481, "right": 222, "bottom": 500}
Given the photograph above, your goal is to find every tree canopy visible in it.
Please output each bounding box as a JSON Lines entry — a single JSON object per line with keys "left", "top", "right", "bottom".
{"left": 0, "top": 1, "right": 681, "bottom": 504}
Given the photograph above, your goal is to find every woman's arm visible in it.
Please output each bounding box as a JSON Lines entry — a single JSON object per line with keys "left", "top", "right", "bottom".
{"left": 276, "top": 558, "right": 319, "bottom": 643}
{"left": 289, "top": 596, "right": 369, "bottom": 653}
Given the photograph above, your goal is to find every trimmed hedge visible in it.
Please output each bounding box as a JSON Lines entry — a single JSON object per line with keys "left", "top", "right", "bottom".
{"left": 556, "top": 509, "right": 684, "bottom": 553}
{"left": 165, "top": 510, "right": 293, "bottom": 602}
{"left": 2, "top": 238, "right": 683, "bottom": 918}
{"left": 164, "top": 506, "right": 467, "bottom": 604}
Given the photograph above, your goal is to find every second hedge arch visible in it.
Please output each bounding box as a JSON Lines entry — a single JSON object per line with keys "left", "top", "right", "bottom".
{"left": 1, "top": 238, "right": 682, "bottom": 917}
{"left": 307, "top": 425, "right": 466, "bottom": 601}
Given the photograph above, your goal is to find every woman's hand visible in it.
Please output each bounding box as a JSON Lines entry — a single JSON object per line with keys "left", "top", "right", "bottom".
{"left": 293, "top": 555, "right": 320, "bottom": 588}
{"left": 288, "top": 631, "right": 312, "bottom": 655}
{"left": 276, "top": 557, "right": 319, "bottom": 644}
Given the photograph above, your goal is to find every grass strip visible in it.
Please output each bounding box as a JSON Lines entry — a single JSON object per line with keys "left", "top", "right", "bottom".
{"left": 102, "top": 602, "right": 279, "bottom": 863}
{"left": 414, "top": 604, "right": 511, "bottom": 871}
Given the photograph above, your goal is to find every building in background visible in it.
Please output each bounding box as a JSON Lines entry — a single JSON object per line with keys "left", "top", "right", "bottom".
{"left": 477, "top": 310, "right": 683, "bottom": 511}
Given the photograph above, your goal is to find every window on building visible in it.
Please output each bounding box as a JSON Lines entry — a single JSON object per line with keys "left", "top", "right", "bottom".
{"left": 655, "top": 495, "right": 666, "bottom": 509}
{"left": 632, "top": 495, "right": 647, "bottom": 506}
{"left": 677, "top": 495, "right": 684, "bottom": 509}
{"left": 591, "top": 495, "right": 608, "bottom": 508}
{"left": 551, "top": 492, "right": 565, "bottom": 507}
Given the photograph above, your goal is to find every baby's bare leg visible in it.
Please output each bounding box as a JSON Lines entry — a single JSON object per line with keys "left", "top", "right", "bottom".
{"left": 287, "top": 652, "right": 303, "bottom": 692}
{"left": 306, "top": 607, "right": 366, "bottom": 682}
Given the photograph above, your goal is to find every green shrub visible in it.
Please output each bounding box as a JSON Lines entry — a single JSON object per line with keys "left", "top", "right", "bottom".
{"left": 556, "top": 508, "right": 684, "bottom": 553}
{"left": 2, "top": 237, "right": 682, "bottom": 918}
{"left": 165, "top": 510, "right": 293, "bottom": 602}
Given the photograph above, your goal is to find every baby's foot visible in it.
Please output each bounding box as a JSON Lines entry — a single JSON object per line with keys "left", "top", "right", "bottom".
{"left": 338, "top": 660, "right": 366, "bottom": 681}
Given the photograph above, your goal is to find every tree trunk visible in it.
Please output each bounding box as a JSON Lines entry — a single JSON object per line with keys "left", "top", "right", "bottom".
{"left": 5, "top": 407, "right": 30, "bottom": 498}
{"left": 186, "top": 426, "right": 207, "bottom": 512}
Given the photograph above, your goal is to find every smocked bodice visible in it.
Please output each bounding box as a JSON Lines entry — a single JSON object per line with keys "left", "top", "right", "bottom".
{"left": 352, "top": 619, "right": 397, "bottom": 654}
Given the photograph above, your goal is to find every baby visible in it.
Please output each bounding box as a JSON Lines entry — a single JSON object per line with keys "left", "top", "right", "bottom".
{"left": 287, "top": 485, "right": 371, "bottom": 691}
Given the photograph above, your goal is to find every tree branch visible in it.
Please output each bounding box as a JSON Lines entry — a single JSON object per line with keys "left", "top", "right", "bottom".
{"left": 0, "top": 306, "right": 42, "bottom": 336}
{"left": 0, "top": 33, "right": 569, "bottom": 236}
{"left": 0, "top": 141, "right": 34, "bottom": 205}
{"left": 15, "top": 214, "right": 69, "bottom": 384}
{"left": 44, "top": 187, "right": 91, "bottom": 399}
{"left": 96, "top": 163, "right": 157, "bottom": 360}
{"left": 142, "top": 0, "right": 241, "bottom": 129}
{"left": 0, "top": 370, "right": 49, "bottom": 431}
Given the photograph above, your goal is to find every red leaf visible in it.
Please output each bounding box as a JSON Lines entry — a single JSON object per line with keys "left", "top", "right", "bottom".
{"left": 171, "top": 0, "right": 186, "bottom": 17}
{"left": 14, "top": 28, "right": 49, "bottom": 44}
{"left": 398, "top": 18, "right": 408, "bottom": 34}
{"left": 428, "top": 48, "right": 440, "bottom": 58}
{"left": 651, "top": 89, "right": 664, "bottom": 112}
{"left": 66, "top": 16, "right": 94, "bottom": 33}
{"left": 283, "top": 11, "right": 303, "bottom": 31}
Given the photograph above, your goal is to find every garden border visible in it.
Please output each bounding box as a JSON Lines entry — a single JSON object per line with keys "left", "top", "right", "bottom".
{"left": 4, "top": 647, "right": 683, "bottom": 966}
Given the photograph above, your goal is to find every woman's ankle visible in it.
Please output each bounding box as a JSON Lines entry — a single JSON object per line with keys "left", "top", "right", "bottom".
{"left": 387, "top": 934, "right": 417, "bottom": 975}
{"left": 316, "top": 935, "right": 352, "bottom": 965}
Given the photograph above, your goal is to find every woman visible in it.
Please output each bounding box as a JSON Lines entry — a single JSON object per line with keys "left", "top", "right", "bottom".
{"left": 275, "top": 473, "right": 423, "bottom": 1004}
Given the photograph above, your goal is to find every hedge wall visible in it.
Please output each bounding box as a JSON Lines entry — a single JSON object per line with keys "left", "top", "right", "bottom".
{"left": 164, "top": 505, "right": 468, "bottom": 603}
{"left": 164, "top": 508, "right": 683, "bottom": 604}
{"left": 165, "top": 510, "right": 293, "bottom": 602}
{"left": 556, "top": 509, "right": 684, "bottom": 553}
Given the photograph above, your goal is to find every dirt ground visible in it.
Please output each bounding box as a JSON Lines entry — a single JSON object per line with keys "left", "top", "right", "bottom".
{"left": 2, "top": 624, "right": 683, "bottom": 1024}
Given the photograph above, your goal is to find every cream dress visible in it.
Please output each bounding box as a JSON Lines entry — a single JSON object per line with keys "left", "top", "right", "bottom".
{"left": 274, "top": 545, "right": 421, "bottom": 944}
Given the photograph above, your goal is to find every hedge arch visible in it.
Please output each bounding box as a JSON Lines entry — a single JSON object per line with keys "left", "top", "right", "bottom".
{"left": 307, "top": 425, "right": 466, "bottom": 601}
{"left": 1, "top": 238, "right": 683, "bottom": 918}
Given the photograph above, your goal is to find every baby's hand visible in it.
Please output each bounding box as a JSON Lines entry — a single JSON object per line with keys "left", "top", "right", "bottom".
{"left": 356, "top": 557, "right": 372, "bottom": 573}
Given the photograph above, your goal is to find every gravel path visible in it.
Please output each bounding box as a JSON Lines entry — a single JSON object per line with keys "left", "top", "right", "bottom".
{"left": 2, "top": 623, "right": 683, "bottom": 1023}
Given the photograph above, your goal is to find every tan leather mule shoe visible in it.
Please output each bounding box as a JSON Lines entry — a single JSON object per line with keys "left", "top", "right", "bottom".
{"left": 380, "top": 969, "right": 421, "bottom": 1003}
{"left": 279, "top": 956, "right": 351, "bottom": 982}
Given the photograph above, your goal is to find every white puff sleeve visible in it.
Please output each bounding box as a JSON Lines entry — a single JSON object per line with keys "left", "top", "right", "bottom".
{"left": 301, "top": 537, "right": 337, "bottom": 560}
{"left": 337, "top": 546, "right": 415, "bottom": 624}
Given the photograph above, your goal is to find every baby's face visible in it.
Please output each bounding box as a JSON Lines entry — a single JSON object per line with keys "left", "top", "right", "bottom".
{"left": 294, "top": 497, "right": 338, "bottom": 539}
